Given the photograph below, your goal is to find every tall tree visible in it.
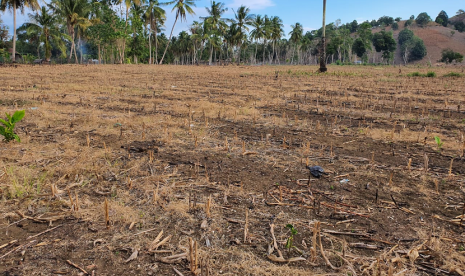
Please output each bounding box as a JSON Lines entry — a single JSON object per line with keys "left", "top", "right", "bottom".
{"left": 250, "top": 14, "right": 264, "bottom": 64}
{"left": 129, "top": 2, "right": 145, "bottom": 63}
{"left": 435, "top": 10, "right": 448, "bottom": 27}
{"left": 50, "top": 0, "right": 91, "bottom": 63}
{"left": 159, "top": 0, "right": 196, "bottom": 64}
{"left": 0, "top": 17, "right": 9, "bottom": 51}
{"left": 372, "top": 30, "right": 396, "bottom": 63}
{"left": 224, "top": 22, "right": 241, "bottom": 62}
{"left": 189, "top": 20, "right": 204, "bottom": 64}
{"left": 0, "top": 0, "right": 39, "bottom": 61}
{"left": 319, "top": 0, "right": 327, "bottom": 72}
{"left": 202, "top": 1, "right": 228, "bottom": 65}
{"left": 18, "top": 6, "right": 68, "bottom": 61}
{"left": 415, "top": 12, "right": 431, "bottom": 28}
{"left": 232, "top": 5, "right": 254, "bottom": 64}
{"left": 269, "top": 15, "right": 283, "bottom": 64}
{"left": 261, "top": 15, "right": 271, "bottom": 63}
{"left": 352, "top": 22, "right": 372, "bottom": 62}
{"left": 117, "top": 0, "right": 141, "bottom": 63}
{"left": 144, "top": 0, "right": 165, "bottom": 64}
{"left": 289, "top": 22, "right": 303, "bottom": 64}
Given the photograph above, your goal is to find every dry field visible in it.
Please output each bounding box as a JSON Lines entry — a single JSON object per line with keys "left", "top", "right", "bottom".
{"left": 0, "top": 64, "right": 465, "bottom": 276}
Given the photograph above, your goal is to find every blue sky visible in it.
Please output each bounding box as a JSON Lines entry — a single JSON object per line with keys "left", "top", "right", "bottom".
{"left": 1, "top": 0, "right": 464, "bottom": 39}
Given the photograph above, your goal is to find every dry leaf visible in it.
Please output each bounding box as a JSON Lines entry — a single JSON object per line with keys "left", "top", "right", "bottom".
{"left": 200, "top": 220, "right": 208, "bottom": 229}
{"left": 35, "top": 242, "right": 49, "bottom": 247}
{"left": 124, "top": 249, "right": 138, "bottom": 263}
{"left": 267, "top": 254, "right": 306, "bottom": 263}
{"left": 407, "top": 248, "right": 418, "bottom": 263}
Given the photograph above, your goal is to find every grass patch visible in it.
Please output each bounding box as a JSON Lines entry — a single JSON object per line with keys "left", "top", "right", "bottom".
{"left": 443, "top": 72, "right": 463, "bottom": 77}
{"left": 407, "top": 71, "right": 436, "bottom": 77}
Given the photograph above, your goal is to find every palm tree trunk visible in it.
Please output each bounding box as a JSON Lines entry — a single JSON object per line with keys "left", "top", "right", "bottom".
{"left": 122, "top": 6, "right": 129, "bottom": 64}
{"left": 79, "top": 35, "right": 83, "bottom": 64}
{"left": 262, "top": 40, "right": 266, "bottom": 64}
{"left": 238, "top": 43, "right": 241, "bottom": 64}
{"left": 159, "top": 15, "right": 178, "bottom": 64}
{"left": 12, "top": 2, "right": 16, "bottom": 62}
{"left": 98, "top": 43, "right": 101, "bottom": 64}
{"left": 74, "top": 38, "right": 78, "bottom": 64}
{"left": 149, "top": 25, "right": 152, "bottom": 64}
{"left": 292, "top": 45, "right": 296, "bottom": 64}
{"left": 154, "top": 26, "right": 158, "bottom": 65}
{"left": 68, "top": 27, "right": 76, "bottom": 63}
{"left": 272, "top": 41, "right": 275, "bottom": 64}
{"left": 254, "top": 43, "right": 257, "bottom": 64}
{"left": 209, "top": 43, "right": 213, "bottom": 65}
{"left": 192, "top": 45, "right": 196, "bottom": 64}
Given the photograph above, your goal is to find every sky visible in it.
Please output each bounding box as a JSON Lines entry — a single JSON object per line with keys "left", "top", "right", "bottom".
{"left": 1, "top": 0, "right": 464, "bottom": 39}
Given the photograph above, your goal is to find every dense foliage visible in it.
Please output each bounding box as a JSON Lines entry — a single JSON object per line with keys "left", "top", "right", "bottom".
{"left": 415, "top": 12, "right": 432, "bottom": 27}
{"left": 441, "top": 49, "right": 464, "bottom": 63}
{"left": 435, "top": 10, "right": 449, "bottom": 27}
{"left": 0, "top": 2, "right": 463, "bottom": 65}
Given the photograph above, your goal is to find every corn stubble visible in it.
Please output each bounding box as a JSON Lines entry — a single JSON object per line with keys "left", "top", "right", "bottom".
{"left": 0, "top": 64, "right": 464, "bottom": 275}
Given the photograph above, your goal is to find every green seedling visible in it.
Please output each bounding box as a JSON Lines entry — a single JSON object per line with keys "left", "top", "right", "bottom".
{"left": 434, "top": 136, "right": 443, "bottom": 150}
{"left": 285, "top": 224, "right": 298, "bottom": 251}
{"left": 0, "top": 110, "right": 25, "bottom": 142}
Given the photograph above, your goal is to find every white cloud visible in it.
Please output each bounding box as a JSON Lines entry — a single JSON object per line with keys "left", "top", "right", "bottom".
{"left": 303, "top": 27, "right": 315, "bottom": 32}
{"left": 228, "top": 0, "right": 275, "bottom": 10}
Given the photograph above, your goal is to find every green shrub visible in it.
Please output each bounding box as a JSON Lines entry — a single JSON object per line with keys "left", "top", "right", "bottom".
{"left": 407, "top": 72, "right": 422, "bottom": 77}
{"left": 426, "top": 71, "right": 436, "bottom": 77}
{"left": 443, "top": 72, "right": 463, "bottom": 77}
{"left": 441, "top": 49, "right": 464, "bottom": 63}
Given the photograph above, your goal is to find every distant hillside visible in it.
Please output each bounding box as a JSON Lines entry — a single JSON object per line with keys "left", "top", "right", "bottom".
{"left": 371, "top": 21, "right": 465, "bottom": 65}
{"left": 449, "top": 13, "right": 465, "bottom": 25}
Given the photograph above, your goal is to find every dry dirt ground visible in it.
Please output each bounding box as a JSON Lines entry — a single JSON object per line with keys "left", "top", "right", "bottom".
{"left": 0, "top": 64, "right": 465, "bottom": 276}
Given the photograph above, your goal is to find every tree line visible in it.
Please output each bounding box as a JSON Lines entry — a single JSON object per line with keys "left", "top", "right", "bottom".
{"left": 0, "top": 0, "right": 463, "bottom": 65}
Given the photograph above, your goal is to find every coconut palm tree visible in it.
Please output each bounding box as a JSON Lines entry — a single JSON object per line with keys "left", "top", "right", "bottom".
{"left": 189, "top": 20, "right": 205, "bottom": 64}
{"left": 262, "top": 15, "right": 272, "bottom": 64}
{"left": 18, "top": 6, "right": 68, "bottom": 61}
{"left": 202, "top": 1, "right": 228, "bottom": 65}
{"left": 50, "top": 0, "right": 91, "bottom": 63}
{"left": 0, "top": 0, "right": 40, "bottom": 62}
{"left": 159, "top": 0, "right": 196, "bottom": 64}
{"left": 270, "top": 16, "right": 283, "bottom": 64}
{"left": 250, "top": 14, "right": 265, "bottom": 64}
{"left": 117, "top": 0, "right": 141, "bottom": 63}
{"left": 224, "top": 22, "right": 242, "bottom": 63}
{"left": 232, "top": 5, "right": 254, "bottom": 64}
{"left": 144, "top": 0, "right": 165, "bottom": 64}
{"left": 289, "top": 22, "right": 303, "bottom": 64}
{"left": 319, "top": 0, "right": 327, "bottom": 72}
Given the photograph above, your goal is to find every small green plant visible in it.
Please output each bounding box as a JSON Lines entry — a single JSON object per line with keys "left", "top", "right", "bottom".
{"left": 434, "top": 136, "right": 443, "bottom": 150}
{"left": 443, "top": 72, "right": 463, "bottom": 77}
{"left": 407, "top": 72, "right": 422, "bottom": 77}
{"left": 426, "top": 71, "right": 436, "bottom": 77}
{"left": 0, "top": 110, "right": 25, "bottom": 142}
{"left": 285, "top": 224, "right": 298, "bottom": 251}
